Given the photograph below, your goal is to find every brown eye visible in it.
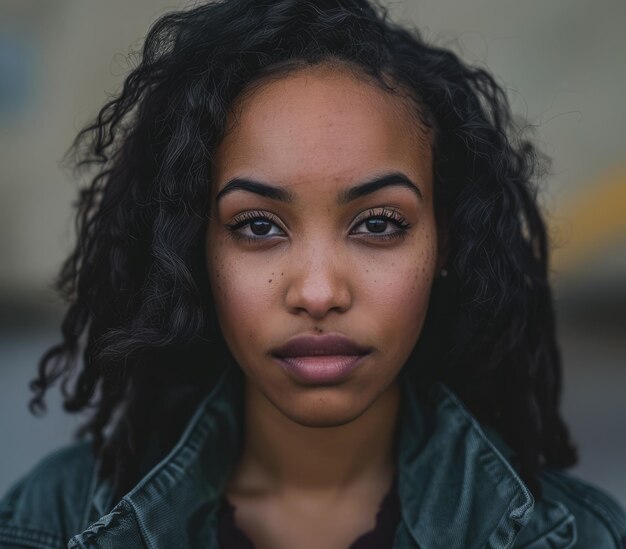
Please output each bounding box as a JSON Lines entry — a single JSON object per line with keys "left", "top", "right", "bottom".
{"left": 226, "top": 210, "right": 287, "bottom": 242}
{"left": 350, "top": 207, "right": 412, "bottom": 242}
{"left": 250, "top": 220, "right": 272, "bottom": 235}
{"left": 365, "top": 218, "right": 388, "bottom": 233}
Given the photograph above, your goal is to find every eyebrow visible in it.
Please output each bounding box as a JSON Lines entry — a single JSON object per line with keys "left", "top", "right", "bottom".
{"left": 214, "top": 171, "right": 423, "bottom": 205}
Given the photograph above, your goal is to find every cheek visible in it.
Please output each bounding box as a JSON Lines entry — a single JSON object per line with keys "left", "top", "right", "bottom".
{"left": 207, "top": 241, "right": 281, "bottom": 345}
{"left": 359, "top": 239, "right": 437, "bottom": 338}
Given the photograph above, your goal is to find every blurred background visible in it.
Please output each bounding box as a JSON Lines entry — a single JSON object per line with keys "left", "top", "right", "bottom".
{"left": 0, "top": 0, "right": 624, "bottom": 507}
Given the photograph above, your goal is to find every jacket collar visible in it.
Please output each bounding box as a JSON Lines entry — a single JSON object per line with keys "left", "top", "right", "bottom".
{"left": 78, "top": 364, "right": 563, "bottom": 548}
{"left": 394, "top": 376, "right": 534, "bottom": 548}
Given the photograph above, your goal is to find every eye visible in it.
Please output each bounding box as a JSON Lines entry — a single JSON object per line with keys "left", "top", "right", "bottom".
{"left": 226, "top": 210, "right": 286, "bottom": 242}
{"left": 351, "top": 207, "right": 411, "bottom": 240}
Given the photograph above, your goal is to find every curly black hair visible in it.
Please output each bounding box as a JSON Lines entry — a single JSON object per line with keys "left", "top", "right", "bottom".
{"left": 30, "top": 0, "right": 577, "bottom": 499}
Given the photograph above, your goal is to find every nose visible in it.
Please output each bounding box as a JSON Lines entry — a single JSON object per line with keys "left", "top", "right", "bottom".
{"left": 284, "top": 243, "right": 352, "bottom": 320}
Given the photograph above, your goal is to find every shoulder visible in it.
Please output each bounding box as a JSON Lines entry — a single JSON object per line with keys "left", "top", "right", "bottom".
{"left": 479, "top": 424, "right": 626, "bottom": 547}
{"left": 0, "top": 441, "right": 97, "bottom": 549}
{"left": 537, "top": 468, "right": 626, "bottom": 547}
{"left": 511, "top": 467, "right": 626, "bottom": 548}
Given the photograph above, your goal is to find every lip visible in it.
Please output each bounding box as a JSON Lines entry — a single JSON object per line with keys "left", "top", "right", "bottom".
{"left": 271, "top": 333, "right": 372, "bottom": 385}
{"left": 272, "top": 333, "right": 372, "bottom": 358}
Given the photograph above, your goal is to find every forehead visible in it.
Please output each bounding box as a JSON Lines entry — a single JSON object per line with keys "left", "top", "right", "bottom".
{"left": 212, "top": 65, "right": 433, "bottom": 196}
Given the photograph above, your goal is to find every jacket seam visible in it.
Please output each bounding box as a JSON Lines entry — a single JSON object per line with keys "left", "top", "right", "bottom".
{"left": 68, "top": 499, "right": 134, "bottom": 547}
{"left": 540, "top": 472, "right": 624, "bottom": 546}
{"left": 0, "top": 523, "right": 65, "bottom": 549}
{"left": 515, "top": 512, "right": 577, "bottom": 548}
{"left": 125, "top": 496, "right": 158, "bottom": 549}
{"left": 546, "top": 470, "right": 626, "bottom": 531}
{"left": 0, "top": 480, "right": 26, "bottom": 520}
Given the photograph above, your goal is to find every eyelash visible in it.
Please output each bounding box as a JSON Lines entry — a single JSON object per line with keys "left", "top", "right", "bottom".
{"left": 225, "top": 210, "right": 282, "bottom": 244}
{"left": 225, "top": 207, "right": 412, "bottom": 244}
{"left": 357, "top": 207, "right": 412, "bottom": 241}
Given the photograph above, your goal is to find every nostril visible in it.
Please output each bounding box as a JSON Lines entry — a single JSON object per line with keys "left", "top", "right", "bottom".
{"left": 284, "top": 276, "right": 352, "bottom": 319}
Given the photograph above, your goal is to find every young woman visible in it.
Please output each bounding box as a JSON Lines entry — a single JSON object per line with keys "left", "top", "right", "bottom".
{"left": 1, "top": 0, "right": 624, "bottom": 547}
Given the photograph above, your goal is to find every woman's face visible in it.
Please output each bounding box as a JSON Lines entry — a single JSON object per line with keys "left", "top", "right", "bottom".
{"left": 206, "top": 65, "right": 442, "bottom": 427}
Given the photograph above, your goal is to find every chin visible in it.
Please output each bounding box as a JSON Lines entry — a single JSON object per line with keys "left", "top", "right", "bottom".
{"left": 273, "top": 389, "right": 372, "bottom": 428}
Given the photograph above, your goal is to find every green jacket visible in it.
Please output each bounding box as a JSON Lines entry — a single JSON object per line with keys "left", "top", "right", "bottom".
{"left": 1, "top": 364, "right": 625, "bottom": 548}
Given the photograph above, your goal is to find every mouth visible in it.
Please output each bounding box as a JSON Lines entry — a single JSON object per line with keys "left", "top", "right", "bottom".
{"left": 271, "top": 333, "right": 372, "bottom": 385}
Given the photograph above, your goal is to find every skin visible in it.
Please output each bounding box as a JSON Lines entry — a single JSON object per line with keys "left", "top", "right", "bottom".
{"left": 205, "top": 62, "right": 446, "bottom": 549}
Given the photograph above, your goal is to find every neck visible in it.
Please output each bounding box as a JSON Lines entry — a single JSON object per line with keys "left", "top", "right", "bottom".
{"left": 228, "top": 378, "right": 401, "bottom": 497}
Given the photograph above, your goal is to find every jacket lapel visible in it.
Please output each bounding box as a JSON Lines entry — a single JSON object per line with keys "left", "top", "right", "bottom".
{"left": 71, "top": 365, "right": 245, "bottom": 549}
{"left": 394, "top": 375, "right": 535, "bottom": 548}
